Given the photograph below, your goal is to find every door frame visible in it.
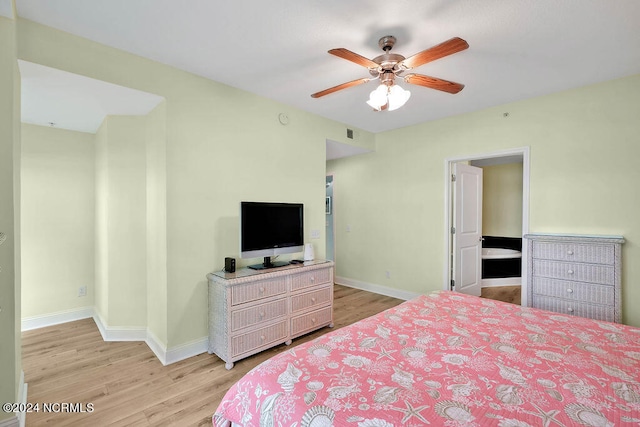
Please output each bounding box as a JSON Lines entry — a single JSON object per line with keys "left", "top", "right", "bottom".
{"left": 325, "top": 174, "right": 336, "bottom": 265}
{"left": 443, "top": 146, "right": 531, "bottom": 305}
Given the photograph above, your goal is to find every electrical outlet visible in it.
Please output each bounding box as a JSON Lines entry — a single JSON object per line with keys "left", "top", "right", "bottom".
{"left": 385, "top": 271, "right": 391, "bottom": 279}
{"left": 311, "top": 229, "right": 321, "bottom": 239}
{"left": 78, "top": 286, "right": 87, "bottom": 297}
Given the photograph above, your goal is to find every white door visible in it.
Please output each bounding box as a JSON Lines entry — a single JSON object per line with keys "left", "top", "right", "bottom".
{"left": 452, "top": 163, "right": 483, "bottom": 296}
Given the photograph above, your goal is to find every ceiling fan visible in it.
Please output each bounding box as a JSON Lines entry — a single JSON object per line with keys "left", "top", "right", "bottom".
{"left": 311, "top": 35, "right": 469, "bottom": 110}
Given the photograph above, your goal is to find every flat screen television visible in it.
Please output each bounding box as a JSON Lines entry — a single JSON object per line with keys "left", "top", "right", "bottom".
{"left": 240, "top": 201, "right": 304, "bottom": 269}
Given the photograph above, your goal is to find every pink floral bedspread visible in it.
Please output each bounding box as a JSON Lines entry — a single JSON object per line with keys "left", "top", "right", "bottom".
{"left": 213, "top": 291, "right": 640, "bottom": 426}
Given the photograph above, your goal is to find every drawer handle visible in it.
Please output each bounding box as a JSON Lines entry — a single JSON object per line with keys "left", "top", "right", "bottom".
{"left": 260, "top": 335, "right": 265, "bottom": 341}
{"left": 311, "top": 318, "right": 316, "bottom": 323}
{"left": 567, "top": 269, "right": 574, "bottom": 275}
{"left": 311, "top": 297, "right": 316, "bottom": 303}
{"left": 567, "top": 250, "right": 574, "bottom": 255}
{"left": 567, "top": 307, "right": 574, "bottom": 313}
{"left": 310, "top": 276, "right": 315, "bottom": 282}
{"left": 566, "top": 288, "right": 573, "bottom": 294}
{"left": 259, "top": 312, "right": 265, "bottom": 318}
{"left": 259, "top": 287, "right": 265, "bottom": 293}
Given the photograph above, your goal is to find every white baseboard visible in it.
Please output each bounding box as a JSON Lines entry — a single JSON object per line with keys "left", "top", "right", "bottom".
{"left": 18, "top": 371, "right": 26, "bottom": 427}
{"left": 145, "top": 330, "right": 207, "bottom": 366}
{"left": 92, "top": 312, "right": 146, "bottom": 341}
{"left": 21, "top": 307, "right": 94, "bottom": 331}
{"left": 22, "top": 307, "right": 205, "bottom": 366}
{"left": 93, "top": 312, "right": 207, "bottom": 365}
{"left": 165, "top": 337, "right": 208, "bottom": 365}
{"left": 0, "top": 416, "right": 19, "bottom": 427}
{"left": 481, "top": 277, "right": 522, "bottom": 288}
{"left": 145, "top": 329, "right": 168, "bottom": 365}
{"left": 335, "top": 276, "right": 420, "bottom": 301}
{"left": 0, "top": 371, "right": 24, "bottom": 427}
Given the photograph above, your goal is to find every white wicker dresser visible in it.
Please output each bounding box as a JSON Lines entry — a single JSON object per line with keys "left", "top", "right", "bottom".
{"left": 207, "top": 260, "right": 334, "bottom": 369}
{"left": 524, "top": 234, "right": 624, "bottom": 323}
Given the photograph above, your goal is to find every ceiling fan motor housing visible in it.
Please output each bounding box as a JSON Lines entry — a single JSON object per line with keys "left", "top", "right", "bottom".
{"left": 379, "top": 71, "right": 396, "bottom": 85}
{"left": 371, "top": 53, "right": 406, "bottom": 73}
{"left": 378, "top": 35, "right": 397, "bottom": 52}
{"left": 371, "top": 36, "right": 406, "bottom": 76}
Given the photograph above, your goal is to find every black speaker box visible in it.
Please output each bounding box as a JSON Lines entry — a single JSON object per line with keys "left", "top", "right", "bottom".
{"left": 224, "top": 257, "right": 236, "bottom": 273}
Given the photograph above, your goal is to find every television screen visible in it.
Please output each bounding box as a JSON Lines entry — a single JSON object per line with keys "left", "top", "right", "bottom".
{"left": 240, "top": 202, "right": 304, "bottom": 269}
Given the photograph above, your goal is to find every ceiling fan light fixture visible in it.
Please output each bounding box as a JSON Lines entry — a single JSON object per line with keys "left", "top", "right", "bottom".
{"left": 366, "top": 83, "right": 411, "bottom": 111}
{"left": 366, "top": 84, "right": 388, "bottom": 110}
{"left": 387, "top": 84, "right": 411, "bottom": 111}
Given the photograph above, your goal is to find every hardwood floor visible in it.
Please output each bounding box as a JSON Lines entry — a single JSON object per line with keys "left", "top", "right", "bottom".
{"left": 22, "top": 285, "right": 402, "bottom": 426}
{"left": 481, "top": 285, "right": 522, "bottom": 305}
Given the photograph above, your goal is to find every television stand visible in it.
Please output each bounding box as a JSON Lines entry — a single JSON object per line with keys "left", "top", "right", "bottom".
{"left": 207, "top": 260, "right": 334, "bottom": 369}
{"left": 247, "top": 256, "right": 289, "bottom": 270}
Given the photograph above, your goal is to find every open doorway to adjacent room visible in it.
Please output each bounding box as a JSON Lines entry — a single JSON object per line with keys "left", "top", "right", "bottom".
{"left": 444, "top": 147, "right": 530, "bottom": 306}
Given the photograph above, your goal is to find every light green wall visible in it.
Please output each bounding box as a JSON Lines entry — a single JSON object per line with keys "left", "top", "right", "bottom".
{"left": 146, "top": 101, "right": 168, "bottom": 344}
{"left": 94, "top": 119, "right": 108, "bottom": 320}
{"left": 21, "top": 124, "right": 95, "bottom": 317}
{"left": 328, "top": 73, "right": 640, "bottom": 327}
{"left": 17, "top": 18, "right": 374, "bottom": 348}
{"left": 482, "top": 162, "right": 523, "bottom": 238}
{"left": 12, "top": 24, "right": 22, "bottom": 405}
{"left": 94, "top": 102, "right": 168, "bottom": 339}
{"left": 105, "top": 116, "right": 148, "bottom": 326}
{"left": 0, "top": 10, "right": 20, "bottom": 423}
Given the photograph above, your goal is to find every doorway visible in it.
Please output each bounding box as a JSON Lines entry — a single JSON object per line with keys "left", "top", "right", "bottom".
{"left": 444, "top": 147, "right": 530, "bottom": 305}
{"left": 326, "top": 175, "right": 335, "bottom": 262}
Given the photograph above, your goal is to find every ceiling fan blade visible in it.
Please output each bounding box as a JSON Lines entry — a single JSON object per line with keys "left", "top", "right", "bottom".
{"left": 329, "top": 48, "right": 379, "bottom": 69}
{"left": 404, "top": 74, "right": 465, "bottom": 94}
{"left": 399, "top": 37, "right": 469, "bottom": 70}
{"left": 311, "top": 78, "right": 371, "bottom": 98}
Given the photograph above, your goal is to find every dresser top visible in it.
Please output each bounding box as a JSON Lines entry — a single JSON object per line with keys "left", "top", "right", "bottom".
{"left": 524, "top": 233, "right": 624, "bottom": 244}
{"left": 208, "top": 259, "right": 333, "bottom": 284}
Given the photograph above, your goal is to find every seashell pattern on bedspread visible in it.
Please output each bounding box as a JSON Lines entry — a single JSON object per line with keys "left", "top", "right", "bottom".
{"left": 213, "top": 290, "right": 640, "bottom": 426}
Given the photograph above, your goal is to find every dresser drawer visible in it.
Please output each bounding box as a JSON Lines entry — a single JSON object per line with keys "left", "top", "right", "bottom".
{"left": 291, "top": 268, "right": 332, "bottom": 291}
{"left": 291, "top": 306, "right": 333, "bottom": 337}
{"left": 291, "top": 286, "right": 332, "bottom": 313}
{"left": 532, "top": 259, "right": 614, "bottom": 285}
{"left": 231, "top": 298, "right": 288, "bottom": 332}
{"left": 231, "top": 319, "right": 288, "bottom": 357}
{"left": 532, "top": 277, "right": 615, "bottom": 305}
{"left": 531, "top": 295, "right": 615, "bottom": 322}
{"left": 532, "top": 241, "right": 614, "bottom": 264}
{"left": 231, "top": 277, "right": 287, "bottom": 306}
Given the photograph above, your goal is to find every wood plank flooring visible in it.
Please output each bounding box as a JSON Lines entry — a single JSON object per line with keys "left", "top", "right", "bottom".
{"left": 22, "top": 284, "right": 402, "bottom": 426}
{"left": 481, "top": 285, "right": 521, "bottom": 305}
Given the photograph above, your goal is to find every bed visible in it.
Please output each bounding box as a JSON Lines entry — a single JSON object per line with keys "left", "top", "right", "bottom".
{"left": 213, "top": 290, "right": 640, "bottom": 426}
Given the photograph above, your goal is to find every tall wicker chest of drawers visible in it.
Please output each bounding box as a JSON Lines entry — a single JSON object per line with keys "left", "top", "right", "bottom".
{"left": 524, "top": 234, "right": 624, "bottom": 323}
{"left": 207, "top": 260, "right": 334, "bottom": 369}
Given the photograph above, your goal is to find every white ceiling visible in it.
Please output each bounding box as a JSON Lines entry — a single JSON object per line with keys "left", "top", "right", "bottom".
{"left": 326, "top": 139, "right": 371, "bottom": 161}
{"left": 14, "top": 0, "right": 640, "bottom": 134}
{"left": 19, "top": 60, "right": 164, "bottom": 133}
{"left": 0, "top": 0, "right": 12, "bottom": 19}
